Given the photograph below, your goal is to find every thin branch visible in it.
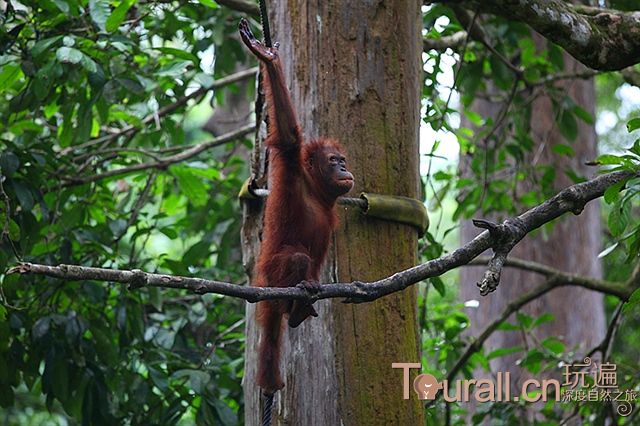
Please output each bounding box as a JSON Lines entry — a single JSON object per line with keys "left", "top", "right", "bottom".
{"left": 470, "top": 256, "right": 621, "bottom": 286}
{"left": 532, "top": 70, "right": 601, "bottom": 87}
{"left": 215, "top": 0, "right": 260, "bottom": 16}
{"left": 585, "top": 302, "right": 624, "bottom": 361}
{"left": 60, "top": 67, "right": 259, "bottom": 156}
{"left": 59, "top": 123, "right": 255, "bottom": 187}
{"left": 114, "top": 173, "right": 158, "bottom": 244}
{"left": 450, "top": 5, "right": 523, "bottom": 76}
{"left": 423, "top": 31, "right": 468, "bottom": 50}
{"left": 9, "top": 170, "right": 638, "bottom": 304}
{"left": 73, "top": 147, "right": 163, "bottom": 163}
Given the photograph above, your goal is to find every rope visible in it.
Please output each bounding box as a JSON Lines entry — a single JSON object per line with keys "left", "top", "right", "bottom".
{"left": 258, "top": 0, "right": 272, "bottom": 48}
{"left": 262, "top": 393, "right": 274, "bottom": 426}
{"left": 338, "top": 196, "right": 367, "bottom": 209}
{"left": 251, "top": 188, "right": 368, "bottom": 210}
{"left": 256, "top": 4, "right": 274, "bottom": 424}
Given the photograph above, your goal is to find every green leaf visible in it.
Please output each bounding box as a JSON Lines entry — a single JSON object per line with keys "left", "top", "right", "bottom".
{"left": 32, "top": 317, "right": 51, "bottom": 340}
{"left": 172, "top": 369, "right": 211, "bottom": 393}
{"left": 183, "top": 240, "right": 211, "bottom": 266}
{"left": 516, "top": 312, "right": 533, "bottom": 329}
{"left": 604, "top": 179, "right": 626, "bottom": 204}
{"left": 557, "top": 110, "right": 578, "bottom": 142}
{"left": 197, "top": 0, "right": 218, "bottom": 8}
{"left": 9, "top": 87, "right": 34, "bottom": 113}
{"left": 532, "top": 313, "right": 554, "bottom": 328}
{"left": 116, "top": 78, "right": 144, "bottom": 94}
{"left": 32, "top": 36, "right": 64, "bottom": 57}
{"left": 157, "top": 60, "right": 192, "bottom": 77}
{"left": 627, "top": 117, "right": 640, "bottom": 132}
{"left": 12, "top": 181, "right": 34, "bottom": 210}
{"left": 464, "top": 110, "right": 484, "bottom": 127}
{"left": 56, "top": 46, "right": 84, "bottom": 64}
{"left": 596, "top": 154, "right": 623, "bottom": 165}
{"left": 52, "top": 0, "right": 69, "bottom": 13}
{"left": 0, "top": 151, "right": 19, "bottom": 176}
{"left": 153, "top": 47, "right": 199, "bottom": 65}
{"left": 171, "top": 166, "right": 208, "bottom": 207}
{"left": 520, "top": 349, "right": 544, "bottom": 374}
{"left": 8, "top": 219, "right": 20, "bottom": 241}
{"left": 50, "top": 357, "right": 69, "bottom": 402}
{"left": 487, "top": 346, "right": 522, "bottom": 360}
{"left": 541, "top": 337, "right": 565, "bottom": 354}
{"left": 551, "top": 143, "right": 574, "bottom": 157}
{"left": 608, "top": 200, "right": 628, "bottom": 237}
{"left": 429, "top": 276, "right": 446, "bottom": 297}
{"left": 629, "top": 138, "right": 640, "bottom": 157}
{"left": 548, "top": 43, "right": 564, "bottom": 70}
{"left": 0, "top": 64, "right": 23, "bottom": 91}
{"left": 106, "top": 0, "right": 136, "bottom": 32}
{"left": 572, "top": 105, "right": 594, "bottom": 125}
{"left": 80, "top": 54, "right": 98, "bottom": 73}
{"left": 159, "top": 227, "right": 178, "bottom": 239}
{"left": 624, "top": 287, "right": 640, "bottom": 313}
{"left": 89, "top": 0, "right": 110, "bottom": 32}
{"left": 0, "top": 383, "right": 14, "bottom": 407}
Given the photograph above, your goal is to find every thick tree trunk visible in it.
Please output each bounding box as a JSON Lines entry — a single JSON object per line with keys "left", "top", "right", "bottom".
{"left": 460, "top": 41, "right": 605, "bottom": 396}
{"left": 242, "top": 2, "right": 424, "bottom": 425}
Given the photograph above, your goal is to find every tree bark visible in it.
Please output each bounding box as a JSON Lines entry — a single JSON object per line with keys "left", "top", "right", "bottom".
{"left": 242, "top": 2, "right": 424, "bottom": 425}
{"left": 459, "top": 35, "right": 606, "bottom": 411}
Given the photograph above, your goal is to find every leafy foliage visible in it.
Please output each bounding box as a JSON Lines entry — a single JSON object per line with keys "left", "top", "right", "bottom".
{"left": 1, "top": 1, "right": 257, "bottom": 424}
{"left": 420, "top": 5, "right": 639, "bottom": 425}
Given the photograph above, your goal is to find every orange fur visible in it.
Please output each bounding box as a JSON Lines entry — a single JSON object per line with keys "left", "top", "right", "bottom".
{"left": 241, "top": 21, "right": 351, "bottom": 395}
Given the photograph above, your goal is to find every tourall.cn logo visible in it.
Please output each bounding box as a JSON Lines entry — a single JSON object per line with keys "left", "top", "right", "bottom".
{"left": 392, "top": 361, "right": 638, "bottom": 417}
{"left": 413, "top": 373, "right": 443, "bottom": 400}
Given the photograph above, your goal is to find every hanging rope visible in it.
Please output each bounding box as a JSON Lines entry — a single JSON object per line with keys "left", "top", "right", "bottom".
{"left": 259, "top": 0, "right": 272, "bottom": 48}
{"left": 257, "top": 2, "right": 275, "bottom": 425}
{"left": 261, "top": 393, "right": 274, "bottom": 426}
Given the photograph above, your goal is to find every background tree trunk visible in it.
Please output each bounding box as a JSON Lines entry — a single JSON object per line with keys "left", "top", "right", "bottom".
{"left": 242, "top": 2, "right": 424, "bottom": 425}
{"left": 459, "top": 38, "right": 605, "bottom": 397}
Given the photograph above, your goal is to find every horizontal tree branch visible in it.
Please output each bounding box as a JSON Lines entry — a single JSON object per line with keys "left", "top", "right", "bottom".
{"left": 10, "top": 170, "right": 638, "bottom": 304}
{"left": 433, "top": 0, "right": 640, "bottom": 70}
{"left": 59, "top": 123, "right": 255, "bottom": 187}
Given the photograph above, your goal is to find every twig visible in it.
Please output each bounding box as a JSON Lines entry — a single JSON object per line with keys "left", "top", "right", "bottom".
{"left": 59, "top": 123, "right": 255, "bottom": 187}
{"left": 73, "top": 147, "right": 163, "bottom": 163}
{"left": 114, "top": 173, "right": 158, "bottom": 244}
{"left": 469, "top": 256, "right": 625, "bottom": 293}
{"left": 450, "top": 5, "right": 523, "bottom": 76}
{"left": 423, "top": 31, "right": 467, "bottom": 50}
{"left": 585, "top": 302, "right": 624, "bottom": 361}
